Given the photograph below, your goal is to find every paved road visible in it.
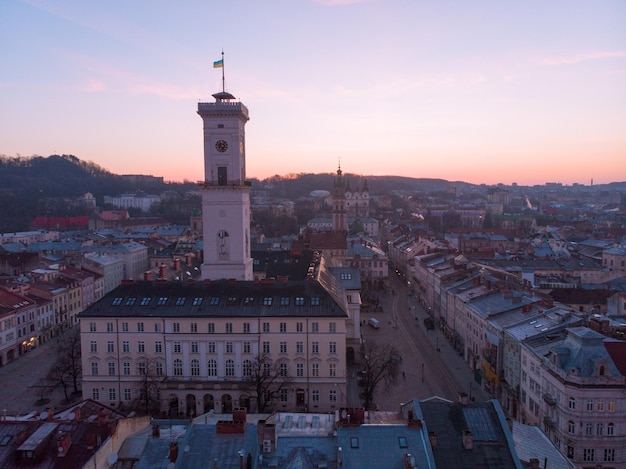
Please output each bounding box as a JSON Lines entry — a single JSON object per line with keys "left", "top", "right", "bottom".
{"left": 0, "top": 329, "right": 76, "bottom": 417}
{"left": 359, "top": 274, "right": 490, "bottom": 410}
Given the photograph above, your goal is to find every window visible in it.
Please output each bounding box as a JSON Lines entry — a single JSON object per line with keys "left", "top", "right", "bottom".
{"left": 607, "top": 422, "right": 614, "bottom": 436}
{"left": 106, "top": 322, "right": 114, "bottom": 332}
{"left": 329, "top": 389, "right": 337, "bottom": 403}
{"left": 138, "top": 341, "right": 145, "bottom": 353}
{"left": 122, "top": 341, "right": 130, "bottom": 353}
{"left": 208, "top": 342, "right": 216, "bottom": 354}
{"left": 173, "top": 341, "right": 181, "bottom": 353}
{"left": 226, "top": 341, "right": 233, "bottom": 354}
{"left": 191, "top": 323, "right": 198, "bottom": 333}
{"left": 568, "top": 397, "right": 576, "bottom": 409}
{"left": 280, "top": 342, "right": 287, "bottom": 354}
{"left": 112, "top": 297, "right": 123, "bottom": 306}
{"left": 349, "top": 436, "right": 358, "bottom": 448}
{"left": 583, "top": 448, "right": 595, "bottom": 462}
{"left": 107, "top": 341, "right": 115, "bottom": 353}
{"left": 156, "top": 362, "right": 163, "bottom": 376}
{"left": 243, "top": 360, "right": 252, "bottom": 377}
{"left": 207, "top": 359, "right": 217, "bottom": 376}
{"left": 191, "top": 359, "right": 200, "bottom": 376}
{"left": 263, "top": 342, "right": 270, "bottom": 354}
{"left": 585, "top": 423, "right": 593, "bottom": 436}
{"left": 89, "top": 322, "right": 96, "bottom": 332}
{"left": 295, "top": 297, "right": 304, "bottom": 306}
{"left": 173, "top": 359, "right": 183, "bottom": 376}
{"left": 311, "top": 363, "right": 319, "bottom": 377}
{"left": 124, "top": 388, "right": 132, "bottom": 401}
{"left": 280, "top": 297, "right": 290, "bottom": 306}
{"left": 296, "top": 322, "right": 303, "bottom": 332}
{"left": 90, "top": 362, "right": 99, "bottom": 375}
{"left": 192, "top": 297, "right": 202, "bottom": 306}
{"left": 140, "top": 297, "right": 151, "bottom": 306}
{"left": 191, "top": 341, "right": 199, "bottom": 353}
{"left": 279, "top": 322, "right": 287, "bottom": 333}
{"left": 155, "top": 341, "right": 162, "bottom": 353}
{"left": 122, "top": 322, "right": 128, "bottom": 332}
{"left": 587, "top": 399, "right": 593, "bottom": 411}
{"left": 280, "top": 389, "right": 288, "bottom": 403}
{"left": 137, "top": 362, "right": 146, "bottom": 375}
{"left": 90, "top": 341, "right": 97, "bottom": 352}
{"left": 263, "top": 322, "right": 270, "bottom": 333}
{"left": 209, "top": 297, "right": 220, "bottom": 306}
{"left": 312, "top": 341, "right": 319, "bottom": 354}
{"left": 604, "top": 448, "right": 615, "bottom": 462}
{"left": 279, "top": 362, "right": 288, "bottom": 377}
{"left": 157, "top": 297, "right": 168, "bottom": 306}
{"left": 597, "top": 400, "right": 605, "bottom": 412}
{"left": 296, "top": 363, "right": 304, "bottom": 377}
{"left": 296, "top": 342, "right": 304, "bottom": 354}
{"left": 125, "top": 297, "right": 136, "bottom": 306}
{"left": 208, "top": 323, "right": 215, "bottom": 334}
{"left": 329, "top": 322, "right": 336, "bottom": 333}
{"left": 263, "top": 297, "right": 273, "bottom": 306}
{"left": 226, "top": 322, "right": 233, "bottom": 334}
{"left": 123, "top": 362, "right": 130, "bottom": 375}
{"left": 597, "top": 423, "right": 603, "bottom": 436}
{"left": 244, "top": 297, "right": 254, "bottom": 305}
{"left": 243, "top": 341, "right": 251, "bottom": 354}
{"left": 175, "top": 297, "right": 185, "bottom": 306}
{"left": 608, "top": 400, "right": 615, "bottom": 412}
{"left": 398, "top": 437, "right": 408, "bottom": 448}
{"left": 108, "top": 362, "right": 116, "bottom": 375}
{"left": 243, "top": 322, "right": 250, "bottom": 333}
{"left": 329, "top": 342, "right": 337, "bottom": 354}
{"left": 108, "top": 388, "right": 116, "bottom": 401}
{"left": 92, "top": 388, "right": 100, "bottom": 400}
{"left": 312, "top": 389, "right": 320, "bottom": 403}
{"left": 329, "top": 363, "right": 336, "bottom": 377}
{"left": 173, "top": 322, "right": 180, "bottom": 333}
{"left": 310, "top": 297, "right": 320, "bottom": 306}
{"left": 311, "top": 322, "right": 319, "bottom": 332}
{"left": 263, "top": 363, "right": 271, "bottom": 376}
{"left": 568, "top": 420, "right": 575, "bottom": 434}
{"left": 137, "top": 322, "right": 144, "bottom": 332}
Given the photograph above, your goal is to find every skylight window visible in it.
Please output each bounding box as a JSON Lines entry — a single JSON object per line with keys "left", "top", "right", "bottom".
{"left": 227, "top": 297, "right": 238, "bottom": 306}
{"left": 192, "top": 297, "right": 203, "bottom": 306}
{"left": 310, "top": 297, "right": 320, "bottom": 306}
{"left": 350, "top": 437, "right": 359, "bottom": 448}
{"left": 340, "top": 273, "right": 352, "bottom": 280}
{"left": 398, "top": 437, "right": 408, "bottom": 448}
{"left": 157, "top": 297, "right": 168, "bottom": 306}
{"left": 280, "top": 297, "right": 290, "bottom": 306}
{"left": 125, "top": 297, "right": 136, "bottom": 306}
{"left": 140, "top": 297, "right": 151, "bottom": 306}
{"left": 244, "top": 297, "right": 254, "bottom": 305}
{"left": 263, "top": 297, "right": 273, "bottom": 306}
{"left": 175, "top": 297, "right": 186, "bottom": 306}
{"left": 295, "top": 297, "right": 305, "bottom": 306}
{"left": 209, "top": 297, "right": 220, "bottom": 306}
{"left": 112, "top": 297, "right": 123, "bottom": 306}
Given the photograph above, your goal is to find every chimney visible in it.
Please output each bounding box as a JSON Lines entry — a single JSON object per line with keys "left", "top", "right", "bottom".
{"left": 528, "top": 458, "right": 540, "bottom": 469}
{"left": 152, "top": 425, "right": 161, "bottom": 438}
{"left": 173, "top": 258, "right": 181, "bottom": 271}
{"left": 428, "top": 431, "right": 437, "bottom": 450}
{"left": 46, "top": 406, "right": 54, "bottom": 420}
{"left": 462, "top": 430, "right": 473, "bottom": 450}
{"left": 159, "top": 263, "right": 167, "bottom": 278}
{"left": 233, "top": 407, "right": 247, "bottom": 423}
{"left": 185, "top": 253, "right": 192, "bottom": 266}
{"left": 169, "top": 442, "right": 179, "bottom": 463}
{"left": 144, "top": 271, "right": 153, "bottom": 281}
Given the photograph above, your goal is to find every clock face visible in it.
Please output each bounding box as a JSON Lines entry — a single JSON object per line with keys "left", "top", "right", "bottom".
{"left": 215, "top": 140, "right": 228, "bottom": 153}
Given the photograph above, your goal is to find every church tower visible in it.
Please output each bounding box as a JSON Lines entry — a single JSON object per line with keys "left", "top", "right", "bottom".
{"left": 332, "top": 164, "right": 348, "bottom": 232}
{"left": 197, "top": 88, "right": 253, "bottom": 280}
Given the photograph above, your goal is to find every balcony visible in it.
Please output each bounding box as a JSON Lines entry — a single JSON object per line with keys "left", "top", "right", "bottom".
{"left": 543, "top": 392, "right": 557, "bottom": 406}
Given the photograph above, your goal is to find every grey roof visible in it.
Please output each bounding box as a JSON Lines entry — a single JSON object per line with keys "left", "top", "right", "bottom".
{"left": 260, "top": 436, "right": 338, "bottom": 469}
{"left": 419, "top": 398, "right": 523, "bottom": 469}
{"left": 511, "top": 421, "right": 575, "bottom": 469}
{"left": 78, "top": 280, "right": 348, "bottom": 319}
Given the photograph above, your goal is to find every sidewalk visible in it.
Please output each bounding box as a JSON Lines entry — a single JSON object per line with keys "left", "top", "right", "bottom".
{"left": 0, "top": 329, "right": 77, "bottom": 417}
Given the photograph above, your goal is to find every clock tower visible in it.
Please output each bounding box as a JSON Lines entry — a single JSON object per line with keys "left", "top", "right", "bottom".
{"left": 198, "top": 90, "right": 253, "bottom": 280}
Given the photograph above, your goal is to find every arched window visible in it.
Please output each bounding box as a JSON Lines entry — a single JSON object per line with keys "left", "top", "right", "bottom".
{"left": 225, "top": 359, "right": 235, "bottom": 377}
{"left": 568, "top": 420, "right": 575, "bottom": 434}
{"left": 207, "top": 359, "right": 217, "bottom": 377}
{"left": 173, "top": 359, "right": 183, "bottom": 376}
{"left": 607, "top": 422, "right": 615, "bottom": 436}
{"left": 190, "top": 359, "right": 200, "bottom": 376}
{"left": 599, "top": 365, "right": 606, "bottom": 376}
{"left": 242, "top": 359, "right": 252, "bottom": 377}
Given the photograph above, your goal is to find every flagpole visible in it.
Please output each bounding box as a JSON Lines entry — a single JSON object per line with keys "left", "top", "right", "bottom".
{"left": 221, "top": 50, "right": 225, "bottom": 93}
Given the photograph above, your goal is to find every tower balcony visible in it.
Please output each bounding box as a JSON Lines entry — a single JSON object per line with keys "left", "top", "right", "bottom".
{"left": 198, "top": 180, "right": 252, "bottom": 188}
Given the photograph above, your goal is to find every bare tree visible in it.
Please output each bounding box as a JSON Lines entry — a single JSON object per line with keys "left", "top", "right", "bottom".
{"left": 135, "top": 358, "right": 163, "bottom": 416}
{"left": 46, "top": 327, "right": 82, "bottom": 401}
{"left": 244, "top": 354, "right": 291, "bottom": 413}
{"left": 360, "top": 341, "right": 401, "bottom": 410}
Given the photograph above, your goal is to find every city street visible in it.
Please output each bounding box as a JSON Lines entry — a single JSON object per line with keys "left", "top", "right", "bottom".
{"left": 0, "top": 329, "right": 74, "bottom": 417}
{"left": 358, "top": 273, "right": 490, "bottom": 410}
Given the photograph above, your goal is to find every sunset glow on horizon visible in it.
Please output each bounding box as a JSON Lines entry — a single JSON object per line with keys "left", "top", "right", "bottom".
{"left": 1, "top": 0, "right": 625, "bottom": 186}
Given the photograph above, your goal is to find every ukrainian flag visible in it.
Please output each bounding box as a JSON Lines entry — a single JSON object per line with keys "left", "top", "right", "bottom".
{"left": 213, "top": 59, "right": 223, "bottom": 68}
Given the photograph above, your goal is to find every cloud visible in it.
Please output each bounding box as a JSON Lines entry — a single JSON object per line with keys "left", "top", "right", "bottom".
{"left": 542, "top": 50, "right": 626, "bottom": 66}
